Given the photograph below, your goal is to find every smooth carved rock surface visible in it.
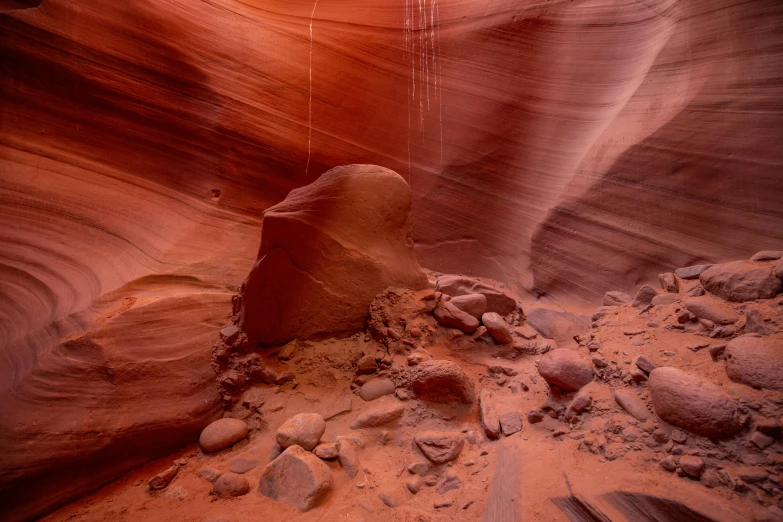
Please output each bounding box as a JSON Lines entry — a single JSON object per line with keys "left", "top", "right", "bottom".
{"left": 239, "top": 165, "right": 428, "bottom": 345}
{"left": 725, "top": 336, "right": 783, "bottom": 391}
{"left": 648, "top": 367, "right": 741, "bottom": 439}
{"left": 2, "top": 1, "right": 783, "bottom": 519}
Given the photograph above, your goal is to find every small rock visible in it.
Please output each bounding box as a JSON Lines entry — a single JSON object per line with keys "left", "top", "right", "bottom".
{"left": 660, "top": 455, "right": 678, "bottom": 472}
{"left": 313, "top": 443, "right": 339, "bottom": 459}
{"left": 675, "top": 265, "right": 711, "bottom": 280}
{"left": 709, "top": 344, "right": 727, "bottom": 362}
{"left": 220, "top": 324, "right": 240, "bottom": 344}
{"left": 259, "top": 445, "right": 333, "bottom": 512}
{"left": 604, "top": 291, "right": 632, "bottom": 306}
{"left": 359, "top": 378, "right": 396, "bottom": 401}
{"left": 434, "top": 500, "right": 454, "bottom": 509}
{"left": 634, "top": 355, "right": 656, "bottom": 374}
{"left": 633, "top": 284, "right": 658, "bottom": 307}
{"left": 482, "top": 312, "right": 513, "bottom": 344}
{"left": 756, "top": 417, "right": 781, "bottom": 438}
{"left": 671, "top": 429, "right": 688, "bottom": 444}
{"left": 213, "top": 472, "right": 250, "bottom": 498}
{"left": 450, "top": 293, "right": 487, "bottom": 318}
{"left": 164, "top": 485, "right": 187, "bottom": 500}
{"left": 528, "top": 409, "right": 545, "bottom": 424}
{"left": 622, "top": 426, "right": 641, "bottom": 442}
{"left": 380, "top": 492, "right": 399, "bottom": 508}
{"left": 592, "top": 357, "right": 608, "bottom": 368}
{"left": 406, "top": 476, "right": 423, "bottom": 494}
{"left": 751, "top": 431, "right": 775, "bottom": 449}
{"left": 278, "top": 341, "right": 297, "bottom": 360}
{"left": 228, "top": 456, "right": 260, "bottom": 474}
{"left": 199, "top": 418, "right": 249, "bottom": 453}
{"left": 737, "top": 467, "right": 768, "bottom": 484}
{"left": 537, "top": 349, "right": 593, "bottom": 391}
{"left": 149, "top": 466, "right": 178, "bottom": 490}
{"left": 276, "top": 413, "right": 326, "bottom": 451}
{"left": 414, "top": 432, "right": 465, "bottom": 464}
{"left": 614, "top": 390, "right": 650, "bottom": 421}
{"left": 200, "top": 467, "right": 222, "bottom": 483}
{"left": 435, "top": 473, "right": 462, "bottom": 495}
{"left": 652, "top": 428, "right": 670, "bottom": 443}
{"left": 652, "top": 294, "right": 681, "bottom": 306}
{"left": 479, "top": 389, "right": 501, "bottom": 438}
{"left": 434, "top": 300, "right": 480, "bottom": 333}
{"left": 565, "top": 389, "right": 592, "bottom": 421}
{"left": 499, "top": 412, "right": 522, "bottom": 436}
{"left": 408, "top": 461, "right": 430, "bottom": 476}
{"left": 351, "top": 397, "right": 406, "bottom": 428}
{"left": 679, "top": 456, "right": 705, "bottom": 478}
{"left": 357, "top": 354, "right": 378, "bottom": 375}
{"left": 337, "top": 437, "right": 361, "bottom": 477}
{"left": 659, "top": 272, "right": 680, "bottom": 293}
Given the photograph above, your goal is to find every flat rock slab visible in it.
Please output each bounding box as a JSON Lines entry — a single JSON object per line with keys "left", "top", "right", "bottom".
{"left": 228, "top": 456, "right": 260, "bottom": 474}
{"left": 479, "top": 389, "right": 501, "bottom": 439}
{"left": 259, "top": 445, "right": 332, "bottom": 512}
{"left": 481, "top": 439, "right": 523, "bottom": 521}
{"left": 725, "top": 336, "right": 783, "bottom": 390}
{"left": 415, "top": 431, "right": 465, "bottom": 464}
{"left": 675, "top": 265, "right": 712, "bottom": 280}
{"left": 614, "top": 390, "right": 650, "bottom": 422}
{"left": 603, "top": 291, "right": 631, "bottom": 306}
{"left": 351, "top": 396, "right": 406, "bottom": 428}
{"left": 648, "top": 367, "right": 741, "bottom": 438}
{"left": 526, "top": 308, "right": 589, "bottom": 344}
{"left": 499, "top": 412, "right": 522, "bottom": 436}
{"left": 434, "top": 300, "right": 480, "bottom": 333}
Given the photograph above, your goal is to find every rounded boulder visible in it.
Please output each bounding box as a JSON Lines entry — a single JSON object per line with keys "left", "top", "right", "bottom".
{"left": 537, "top": 349, "right": 593, "bottom": 391}
{"left": 199, "top": 418, "right": 249, "bottom": 453}
{"left": 405, "top": 360, "right": 475, "bottom": 404}
{"left": 648, "top": 367, "right": 741, "bottom": 439}
{"left": 725, "top": 336, "right": 783, "bottom": 390}
{"left": 213, "top": 472, "right": 250, "bottom": 498}
{"left": 276, "top": 413, "right": 326, "bottom": 451}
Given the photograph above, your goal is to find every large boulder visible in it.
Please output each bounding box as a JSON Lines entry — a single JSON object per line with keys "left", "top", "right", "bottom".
{"left": 725, "top": 336, "right": 783, "bottom": 390}
{"left": 259, "top": 445, "right": 332, "bottom": 512}
{"left": 648, "top": 367, "right": 741, "bottom": 439}
{"left": 449, "top": 293, "right": 487, "bottom": 318}
{"left": 699, "top": 261, "right": 782, "bottom": 302}
{"left": 481, "top": 312, "right": 513, "bottom": 344}
{"left": 537, "top": 349, "right": 592, "bottom": 391}
{"left": 435, "top": 275, "right": 517, "bottom": 315}
{"left": 238, "top": 165, "right": 428, "bottom": 346}
{"left": 404, "top": 360, "right": 475, "bottom": 404}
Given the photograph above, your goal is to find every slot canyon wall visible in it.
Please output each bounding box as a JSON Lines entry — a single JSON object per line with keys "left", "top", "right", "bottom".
{"left": 1, "top": 0, "right": 782, "bottom": 519}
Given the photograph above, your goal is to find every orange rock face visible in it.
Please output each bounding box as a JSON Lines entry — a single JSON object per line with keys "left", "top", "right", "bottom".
{"left": 1, "top": 0, "right": 783, "bottom": 520}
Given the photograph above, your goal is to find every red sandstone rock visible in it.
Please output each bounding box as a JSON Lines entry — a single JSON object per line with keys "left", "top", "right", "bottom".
{"left": 435, "top": 275, "right": 516, "bottom": 315}
{"left": 449, "top": 293, "right": 487, "bottom": 318}
{"left": 725, "top": 336, "right": 783, "bottom": 391}
{"left": 258, "top": 445, "right": 332, "bottom": 512}
{"left": 275, "top": 413, "right": 326, "bottom": 451}
{"left": 405, "top": 360, "right": 475, "bottom": 404}
{"left": 200, "top": 419, "right": 249, "bottom": 453}
{"left": 603, "top": 291, "right": 632, "bottom": 306}
{"left": 481, "top": 312, "right": 513, "bottom": 344}
{"left": 414, "top": 432, "right": 465, "bottom": 464}
{"left": 537, "top": 349, "right": 593, "bottom": 391}
{"left": 239, "top": 165, "right": 428, "bottom": 346}
{"left": 700, "top": 261, "right": 782, "bottom": 302}
{"left": 433, "top": 300, "right": 480, "bottom": 333}
{"left": 648, "top": 367, "right": 741, "bottom": 439}
{"left": 213, "top": 473, "right": 250, "bottom": 498}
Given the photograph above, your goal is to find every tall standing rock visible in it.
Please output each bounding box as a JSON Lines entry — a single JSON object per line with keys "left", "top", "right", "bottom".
{"left": 238, "top": 165, "right": 428, "bottom": 346}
